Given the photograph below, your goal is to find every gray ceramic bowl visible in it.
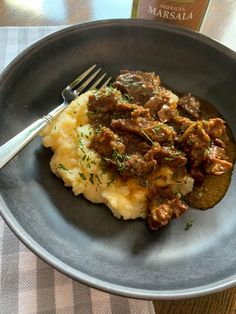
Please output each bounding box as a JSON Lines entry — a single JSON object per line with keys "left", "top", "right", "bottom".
{"left": 0, "top": 20, "right": 235, "bottom": 299}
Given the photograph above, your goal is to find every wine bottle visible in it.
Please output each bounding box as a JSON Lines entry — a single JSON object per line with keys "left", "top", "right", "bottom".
{"left": 131, "top": 0, "right": 211, "bottom": 31}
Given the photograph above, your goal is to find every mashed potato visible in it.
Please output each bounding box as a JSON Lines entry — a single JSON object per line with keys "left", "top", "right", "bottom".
{"left": 42, "top": 92, "right": 193, "bottom": 220}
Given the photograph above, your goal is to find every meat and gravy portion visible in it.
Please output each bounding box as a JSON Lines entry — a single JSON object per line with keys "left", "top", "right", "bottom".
{"left": 42, "top": 70, "right": 235, "bottom": 231}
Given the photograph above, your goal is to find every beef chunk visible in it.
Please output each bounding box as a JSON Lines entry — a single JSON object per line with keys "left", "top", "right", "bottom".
{"left": 204, "top": 158, "right": 232, "bottom": 175}
{"left": 181, "top": 121, "right": 211, "bottom": 167}
{"left": 90, "top": 128, "right": 157, "bottom": 177}
{"left": 131, "top": 106, "right": 152, "bottom": 119}
{"left": 148, "top": 197, "right": 188, "bottom": 230}
{"left": 144, "top": 96, "right": 164, "bottom": 116}
{"left": 88, "top": 87, "right": 121, "bottom": 113}
{"left": 208, "top": 118, "right": 226, "bottom": 139}
{"left": 110, "top": 118, "right": 176, "bottom": 143}
{"left": 208, "top": 144, "right": 227, "bottom": 160}
{"left": 141, "top": 122, "right": 176, "bottom": 143}
{"left": 110, "top": 118, "right": 141, "bottom": 135}
{"left": 113, "top": 70, "right": 161, "bottom": 105}
{"left": 180, "top": 120, "right": 233, "bottom": 171}
{"left": 170, "top": 115, "right": 194, "bottom": 134}
{"left": 88, "top": 87, "right": 139, "bottom": 125}
{"left": 145, "top": 145, "right": 187, "bottom": 168}
{"left": 157, "top": 145, "right": 187, "bottom": 167}
{"left": 120, "top": 153, "right": 157, "bottom": 177}
{"left": 212, "top": 138, "right": 226, "bottom": 148}
{"left": 144, "top": 86, "right": 178, "bottom": 120}
{"left": 90, "top": 127, "right": 125, "bottom": 157}
{"left": 177, "top": 94, "right": 201, "bottom": 120}
{"left": 158, "top": 104, "right": 177, "bottom": 123}
{"left": 119, "top": 134, "right": 151, "bottom": 155}
{"left": 181, "top": 122, "right": 210, "bottom": 149}
{"left": 203, "top": 143, "right": 232, "bottom": 175}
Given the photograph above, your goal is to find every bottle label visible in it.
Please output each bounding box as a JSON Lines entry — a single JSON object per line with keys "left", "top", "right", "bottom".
{"left": 133, "top": 0, "right": 211, "bottom": 31}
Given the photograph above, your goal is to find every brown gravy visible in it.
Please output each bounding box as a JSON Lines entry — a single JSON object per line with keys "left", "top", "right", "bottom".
{"left": 184, "top": 97, "right": 236, "bottom": 209}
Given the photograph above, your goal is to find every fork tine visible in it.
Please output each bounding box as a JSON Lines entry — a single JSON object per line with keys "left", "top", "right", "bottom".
{"left": 69, "top": 64, "right": 97, "bottom": 89}
{"left": 99, "top": 77, "right": 112, "bottom": 89}
{"left": 88, "top": 73, "right": 107, "bottom": 90}
{"left": 75, "top": 68, "right": 101, "bottom": 94}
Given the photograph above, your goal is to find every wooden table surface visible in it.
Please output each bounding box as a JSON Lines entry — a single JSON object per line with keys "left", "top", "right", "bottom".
{"left": 0, "top": 0, "right": 235, "bottom": 313}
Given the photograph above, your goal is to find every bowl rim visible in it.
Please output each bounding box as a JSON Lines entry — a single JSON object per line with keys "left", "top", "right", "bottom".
{"left": 0, "top": 19, "right": 235, "bottom": 300}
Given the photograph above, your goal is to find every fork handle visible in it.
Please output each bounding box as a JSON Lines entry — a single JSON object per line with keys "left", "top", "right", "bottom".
{"left": 0, "top": 101, "right": 66, "bottom": 169}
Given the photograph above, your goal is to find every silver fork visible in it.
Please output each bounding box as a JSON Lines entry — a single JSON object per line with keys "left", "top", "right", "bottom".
{"left": 0, "top": 64, "right": 111, "bottom": 169}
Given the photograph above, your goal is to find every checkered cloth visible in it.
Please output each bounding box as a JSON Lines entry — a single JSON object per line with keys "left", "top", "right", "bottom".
{"left": 0, "top": 27, "right": 155, "bottom": 314}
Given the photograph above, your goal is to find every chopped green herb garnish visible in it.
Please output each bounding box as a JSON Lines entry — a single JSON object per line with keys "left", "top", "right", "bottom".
{"left": 110, "top": 151, "right": 131, "bottom": 171}
{"left": 122, "top": 93, "right": 132, "bottom": 102}
{"left": 89, "top": 174, "right": 94, "bottom": 185}
{"left": 173, "top": 151, "right": 182, "bottom": 155}
{"left": 58, "top": 163, "right": 69, "bottom": 171}
{"left": 175, "top": 192, "right": 182, "bottom": 199}
{"left": 164, "top": 157, "right": 174, "bottom": 161}
{"left": 95, "top": 174, "right": 102, "bottom": 185}
{"left": 94, "top": 125, "right": 102, "bottom": 135}
{"left": 79, "top": 172, "right": 86, "bottom": 181}
{"left": 105, "top": 85, "right": 116, "bottom": 95}
{"left": 107, "top": 174, "right": 116, "bottom": 187}
{"left": 184, "top": 220, "right": 193, "bottom": 231}
{"left": 78, "top": 139, "right": 86, "bottom": 153}
{"left": 154, "top": 125, "right": 162, "bottom": 133}
{"left": 112, "top": 151, "right": 125, "bottom": 170}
